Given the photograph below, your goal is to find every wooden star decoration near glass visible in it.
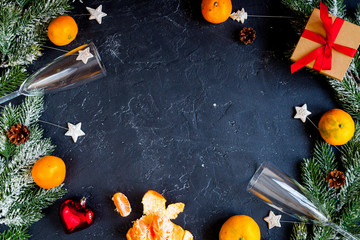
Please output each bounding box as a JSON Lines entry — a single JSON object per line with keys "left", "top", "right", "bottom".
{"left": 264, "top": 210, "right": 282, "bottom": 229}
{"left": 76, "top": 47, "right": 94, "bottom": 64}
{"left": 86, "top": 5, "right": 107, "bottom": 24}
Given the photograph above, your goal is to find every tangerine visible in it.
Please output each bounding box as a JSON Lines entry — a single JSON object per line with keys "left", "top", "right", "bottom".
{"left": 219, "top": 215, "right": 260, "bottom": 240}
{"left": 201, "top": 0, "right": 232, "bottom": 24}
{"left": 112, "top": 192, "right": 132, "bottom": 217}
{"left": 127, "top": 190, "right": 193, "bottom": 240}
{"left": 48, "top": 15, "right": 78, "bottom": 46}
{"left": 318, "top": 109, "right": 355, "bottom": 146}
{"left": 32, "top": 156, "right": 66, "bottom": 189}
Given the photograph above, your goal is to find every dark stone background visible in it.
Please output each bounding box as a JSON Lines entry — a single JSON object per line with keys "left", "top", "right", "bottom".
{"left": 3, "top": 0, "right": 360, "bottom": 239}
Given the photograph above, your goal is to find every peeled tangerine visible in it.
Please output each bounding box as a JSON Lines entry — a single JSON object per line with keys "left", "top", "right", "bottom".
{"left": 126, "top": 190, "right": 193, "bottom": 240}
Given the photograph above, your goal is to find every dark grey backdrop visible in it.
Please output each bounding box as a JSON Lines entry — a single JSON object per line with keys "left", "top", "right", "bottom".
{"left": 2, "top": 0, "right": 360, "bottom": 239}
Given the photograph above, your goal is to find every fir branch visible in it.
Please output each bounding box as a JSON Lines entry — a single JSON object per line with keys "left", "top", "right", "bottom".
{"left": 329, "top": 74, "right": 360, "bottom": 121}
{"left": 0, "top": 226, "right": 30, "bottom": 240}
{"left": 0, "top": 0, "right": 72, "bottom": 67}
{"left": 19, "top": 95, "right": 44, "bottom": 126}
{"left": 322, "top": 0, "right": 346, "bottom": 18}
{"left": 355, "top": 4, "right": 360, "bottom": 25}
{"left": 0, "top": 66, "right": 27, "bottom": 98}
{"left": 281, "top": 0, "right": 346, "bottom": 17}
{"left": 301, "top": 142, "right": 338, "bottom": 218}
{"left": 291, "top": 222, "right": 308, "bottom": 240}
{"left": 0, "top": 96, "right": 66, "bottom": 227}
{"left": 340, "top": 195, "right": 360, "bottom": 234}
{"left": 337, "top": 122, "right": 360, "bottom": 210}
{"left": 312, "top": 225, "right": 336, "bottom": 240}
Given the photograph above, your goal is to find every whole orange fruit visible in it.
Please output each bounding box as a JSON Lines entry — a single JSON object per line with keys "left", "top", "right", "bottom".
{"left": 201, "top": 0, "right": 232, "bottom": 24}
{"left": 48, "top": 15, "right": 78, "bottom": 46}
{"left": 318, "top": 109, "right": 355, "bottom": 146}
{"left": 219, "top": 215, "right": 260, "bottom": 240}
{"left": 32, "top": 156, "right": 66, "bottom": 189}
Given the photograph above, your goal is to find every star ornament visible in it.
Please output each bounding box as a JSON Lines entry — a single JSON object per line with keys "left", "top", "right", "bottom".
{"left": 86, "top": 5, "right": 107, "bottom": 24}
{"left": 65, "top": 122, "right": 85, "bottom": 143}
{"left": 264, "top": 211, "right": 282, "bottom": 229}
{"left": 76, "top": 47, "right": 94, "bottom": 64}
{"left": 230, "top": 8, "right": 248, "bottom": 23}
{"left": 294, "top": 104, "right": 312, "bottom": 123}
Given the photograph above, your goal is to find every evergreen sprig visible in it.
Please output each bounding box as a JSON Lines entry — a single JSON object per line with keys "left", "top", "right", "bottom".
{"left": 0, "top": 0, "right": 72, "bottom": 98}
{"left": 0, "top": 0, "right": 72, "bottom": 68}
{"left": 0, "top": 96, "right": 66, "bottom": 238}
{"left": 0, "top": 227, "right": 31, "bottom": 240}
{"left": 281, "top": 0, "right": 360, "bottom": 239}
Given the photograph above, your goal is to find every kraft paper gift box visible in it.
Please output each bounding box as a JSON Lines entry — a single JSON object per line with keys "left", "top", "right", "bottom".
{"left": 291, "top": 8, "right": 360, "bottom": 81}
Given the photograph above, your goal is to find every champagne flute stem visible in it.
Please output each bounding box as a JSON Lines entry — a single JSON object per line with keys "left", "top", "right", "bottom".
{"left": 329, "top": 223, "right": 359, "bottom": 240}
{"left": 0, "top": 91, "right": 21, "bottom": 104}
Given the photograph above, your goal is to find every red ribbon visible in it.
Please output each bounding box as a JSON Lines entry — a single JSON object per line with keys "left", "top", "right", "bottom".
{"left": 291, "top": 2, "right": 357, "bottom": 74}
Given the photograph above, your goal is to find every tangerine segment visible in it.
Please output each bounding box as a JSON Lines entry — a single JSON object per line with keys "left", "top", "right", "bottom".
{"left": 112, "top": 192, "right": 132, "bottom": 217}
{"left": 151, "top": 215, "right": 173, "bottom": 240}
{"left": 127, "top": 218, "right": 152, "bottom": 240}
{"left": 183, "top": 230, "right": 194, "bottom": 240}
{"left": 169, "top": 223, "right": 185, "bottom": 240}
{"left": 48, "top": 15, "right": 78, "bottom": 46}
{"left": 31, "top": 156, "right": 66, "bottom": 189}
{"left": 142, "top": 190, "right": 167, "bottom": 216}
{"left": 318, "top": 109, "right": 355, "bottom": 145}
{"left": 166, "top": 203, "right": 185, "bottom": 220}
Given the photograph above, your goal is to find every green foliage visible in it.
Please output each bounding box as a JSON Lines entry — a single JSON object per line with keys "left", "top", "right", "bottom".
{"left": 291, "top": 223, "right": 308, "bottom": 240}
{"left": 282, "top": 0, "right": 360, "bottom": 239}
{"left": 301, "top": 142, "right": 338, "bottom": 219}
{"left": 0, "top": 0, "right": 72, "bottom": 98}
{"left": 0, "top": 227, "right": 31, "bottom": 240}
{"left": 0, "top": 66, "right": 28, "bottom": 100}
{"left": 0, "top": 0, "right": 72, "bottom": 67}
{"left": 281, "top": 0, "right": 346, "bottom": 17}
{"left": 0, "top": 96, "right": 66, "bottom": 238}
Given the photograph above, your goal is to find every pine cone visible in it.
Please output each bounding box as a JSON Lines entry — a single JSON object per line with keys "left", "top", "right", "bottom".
{"left": 327, "top": 169, "right": 346, "bottom": 189}
{"left": 7, "top": 123, "right": 30, "bottom": 145}
{"left": 239, "top": 27, "right": 256, "bottom": 45}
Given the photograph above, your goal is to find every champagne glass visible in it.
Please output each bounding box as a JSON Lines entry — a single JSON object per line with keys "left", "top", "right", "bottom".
{"left": 247, "top": 162, "right": 359, "bottom": 240}
{"left": 0, "top": 42, "right": 106, "bottom": 104}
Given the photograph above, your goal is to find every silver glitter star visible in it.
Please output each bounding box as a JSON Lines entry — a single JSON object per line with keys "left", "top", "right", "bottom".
{"left": 65, "top": 122, "right": 85, "bottom": 143}
{"left": 86, "top": 5, "right": 107, "bottom": 24}
{"left": 264, "top": 211, "right": 282, "bottom": 229}
{"left": 230, "top": 8, "right": 248, "bottom": 23}
{"left": 76, "top": 47, "right": 94, "bottom": 64}
{"left": 294, "top": 104, "right": 312, "bottom": 123}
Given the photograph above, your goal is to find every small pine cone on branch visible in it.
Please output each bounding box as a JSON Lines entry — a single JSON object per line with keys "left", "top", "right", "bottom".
{"left": 239, "top": 27, "right": 256, "bottom": 45}
{"left": 7, "top": 123, "right": 30, "bottom": 145}
{"left": 327, "top": 169, "right": 346, "bottom": 189}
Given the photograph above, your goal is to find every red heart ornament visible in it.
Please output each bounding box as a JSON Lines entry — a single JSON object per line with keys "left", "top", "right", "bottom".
{"left": 60, "top": 197, "right": 94, "bottom": 234}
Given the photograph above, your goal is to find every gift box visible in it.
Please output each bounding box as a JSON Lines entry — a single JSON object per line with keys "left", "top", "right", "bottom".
{"left": 291, "top": 3, "right": 360, "bottom": 81}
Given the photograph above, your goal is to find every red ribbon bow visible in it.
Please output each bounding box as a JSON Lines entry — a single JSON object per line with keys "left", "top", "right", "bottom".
{"left": 291, "top": 2, "right": 357, "bottom": 74}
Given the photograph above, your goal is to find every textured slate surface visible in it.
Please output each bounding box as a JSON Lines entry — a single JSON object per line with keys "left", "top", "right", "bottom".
{"left": 2, "top": 0, "right": 360, "bottom": 239}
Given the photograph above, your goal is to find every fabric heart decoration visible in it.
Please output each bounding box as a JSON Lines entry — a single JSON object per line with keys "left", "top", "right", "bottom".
{"left": 60, "top": 197, "right": 94, "bottom": 234}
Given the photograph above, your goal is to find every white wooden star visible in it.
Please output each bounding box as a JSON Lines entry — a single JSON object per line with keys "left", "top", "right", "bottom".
{"left": 65, "top": 122, "right": 85, "bottom": 143}
{"left": 76, "top": 47, "right": 94, "bottom": 64}
{"left": 86, "top": 5, "right": 107, "bottom": 24}
{"left": 294, "top": 104, "right": 311, "bottom": 123}
{"left": 264, "top": 211, "right": 282, "bottom": 229}
{"left": 230, "top": 8, "right": 248, "bottom": 23}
